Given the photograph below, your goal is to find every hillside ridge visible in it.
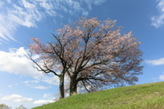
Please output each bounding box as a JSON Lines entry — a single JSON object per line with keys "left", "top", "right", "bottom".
{"left": 33, "top": 82, "right": 164, "bottom": 109}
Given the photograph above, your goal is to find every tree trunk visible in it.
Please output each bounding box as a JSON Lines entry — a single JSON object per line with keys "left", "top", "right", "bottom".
{"left": 70, "top": 77, "right": 78, "bottom": 96}
{"left": 59, "top": 75, "right": 65, "bottom": 99}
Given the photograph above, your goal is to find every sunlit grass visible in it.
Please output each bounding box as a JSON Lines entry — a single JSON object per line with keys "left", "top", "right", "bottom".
{"left": 33, "top": 82, "right": 164, "bottom": 109}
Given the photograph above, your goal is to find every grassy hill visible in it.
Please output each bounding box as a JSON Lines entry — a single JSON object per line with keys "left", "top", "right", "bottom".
{"left": 33, "top": 82, "right": 164, "bottom": 109}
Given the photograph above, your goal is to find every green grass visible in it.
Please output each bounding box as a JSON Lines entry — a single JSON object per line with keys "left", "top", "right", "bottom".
{"left": 33, "top": 82, "right": 164, "bottom": 109}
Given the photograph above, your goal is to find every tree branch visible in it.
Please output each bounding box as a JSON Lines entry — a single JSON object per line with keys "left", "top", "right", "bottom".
{"left": 27, "top": 53, "right": 60, "bottom": 77}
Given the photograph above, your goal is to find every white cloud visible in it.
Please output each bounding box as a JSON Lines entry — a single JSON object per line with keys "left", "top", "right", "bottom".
{"left": 159, "top": 74, "right": 164, "bottom": 80}
{"left": 0, "top": 47, "right": 41, "bottom": 78}
{"left": 0, "top": 47, "right": 59, "bottom": 86}
{"left": 1, "top": 94, "right": 33, "bottom": 103}
{"left": 43, "top": 93, "right": 53, "bottom": 99}
{"left": 151, "top": 0, "right": 164, "bottom": 28}
{"left": 34, "top": 85, "right": 50, "bottom": 89}
{"left": 146, "top": 58, "right": 164, "bottom": 65}
{"left": 0, "top": 13, "right": 16, "bottom": 41}
{"left": 0, "top": 0, "right": 107, "bottom": 42}
{"left": 94, "top": 0, "right": 107, "bottom": 5}
{"left": 6, "top": 0, "right": 11, "bottom": 4}
{"left": 0, "top": 1, "right": 4, "bottom": 7}
{"left": 33, "top": 99, "right": 54, "bottom": 105}
{"left": 37, "top": 93, "right": 56, "bottom": 105}
{"left": 0, "top": 94, "right": 55, "bottom": 108}
{"left": 0, "top": 0, "right": 43, "bottom": 42}
{"left": 81, "top": 0, "right": 106, "bottom": 10}
{"left": 20, "top": 0, "right": 36, "bottom": 9}
{"left": 38, "top": 0, "right": 57, "bottom": 16}
{"left": 10, "top": 3, "right": 43, "bottom": 28}
{"left": 24, "top": 80, "right": 39, "bottom": 84}
{"left": 8, "top": 83, "right": 18, "bottom": 88}
{"left": 42, "top": 76, "right": 59, "bottom": 85}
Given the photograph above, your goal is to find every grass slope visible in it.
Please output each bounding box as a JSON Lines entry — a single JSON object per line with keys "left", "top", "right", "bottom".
{"left": 33, "top": 82, "right": 164, "bottom": 109}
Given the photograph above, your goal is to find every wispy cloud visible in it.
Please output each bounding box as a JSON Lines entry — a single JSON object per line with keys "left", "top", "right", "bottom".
{"left": 145, "top": 58, "right": 164, "bottom": 65}
{"left": 34, "top": 85, "right": 50, "bottom": 90}
{"left": 10, "top": 2, "right": 43, "bottom": 28}
{"left": 0, "top": 0, "right": 43, "bottom": 42}
{"left": 8, "top": 83, "right": 18, "bottom": 88}
{"left": 43, "top": 93, "right": 54, "bottom": 99}
{"left": 24, "top": 80, "right": 39, "bottom": 84}
{"left": 151, "top": 0, "right": 164, "bottom": 28}
{"left": 24, "top": 80, "right": 53, "bottom": 90}
{"left": 0, "top": 0, "right": 107, "bottom": 43}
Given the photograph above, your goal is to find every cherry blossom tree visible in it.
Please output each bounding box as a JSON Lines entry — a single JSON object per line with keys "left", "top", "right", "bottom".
{"left": 29, "top": 18, "right": 143, "bottom": 97}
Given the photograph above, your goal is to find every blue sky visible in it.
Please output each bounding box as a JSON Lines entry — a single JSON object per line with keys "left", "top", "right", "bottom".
{"left": 0, "top": 0, "right": 164, "bottom": 108}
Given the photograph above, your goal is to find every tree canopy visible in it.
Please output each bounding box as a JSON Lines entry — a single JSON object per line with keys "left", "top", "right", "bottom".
{"left": 29, "top": 18, "right": 143, "bottom": 98}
